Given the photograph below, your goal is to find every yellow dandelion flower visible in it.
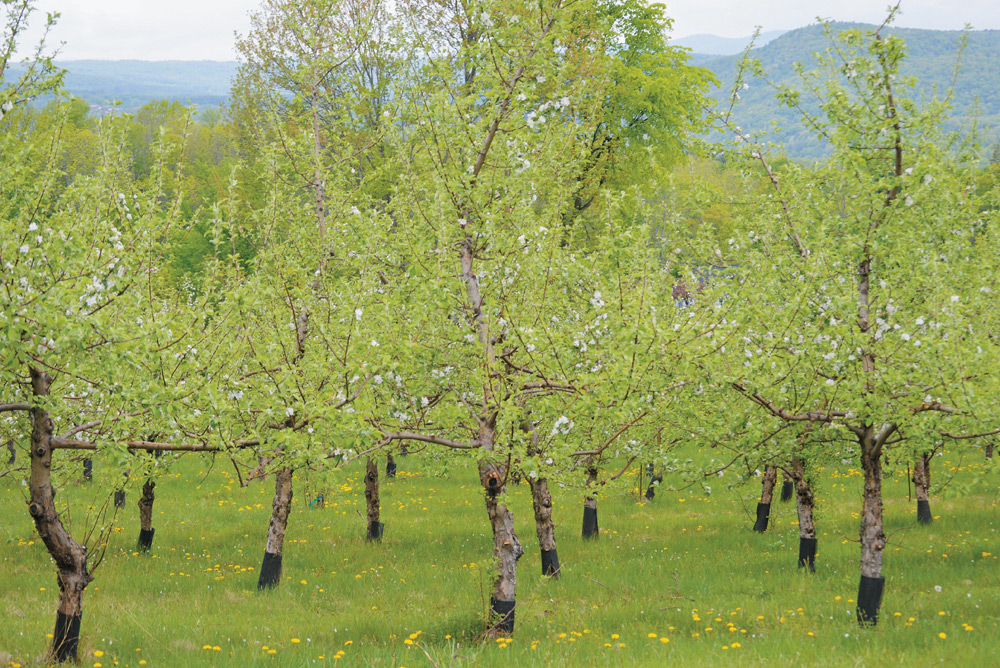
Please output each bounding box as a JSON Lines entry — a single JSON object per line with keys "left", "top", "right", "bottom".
{"left": 939, "top": 632, "right": 947, "bottom": 639}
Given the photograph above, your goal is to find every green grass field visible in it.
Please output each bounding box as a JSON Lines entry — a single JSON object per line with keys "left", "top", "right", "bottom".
{"left": 2, "top": 451, "right": 998, "bottom": 667}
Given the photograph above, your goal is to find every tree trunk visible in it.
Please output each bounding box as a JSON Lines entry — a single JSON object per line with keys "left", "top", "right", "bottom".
{"left": 258, "top": 467, "right": 293, "bottom": 590}
{"left": 481, "top": 459, "right": 523, "bottom": 634}
{"left": 521, "top": 409, "right": 559, "bottom": 577}
{"left": 986, "top": 442, "right": 994, "bottom": 459}
{"left": 5, "top": 438, "right": 13, "bottom": 464}
{"left": 791, "top": 458, "right": 817, "bottom": 571}
{"left": 582, "top": 466, "right": 599, "bottom": 539}
{"left": 644, "top": 469, "right": 663, "bottom": 500}
{"left": 136, "top": 478, "right": 156, "bottom": 551}
{"left": 753, "top": 465, "right": 778, "bottom": 532}
{"left": 780, "top": 469, "right": 794, "bottom": 502}
{"left": 857, "top": 433, "right": 886, "bottom": 626}
{"left": 82, "top": 458, "right": 92, "bottom": 482}
{"left": 365, "top": 457, "right": 383, "bottom": 541}
{"left": 386, "top": 453, "right": 396, "bottom": 478}
{"left": 529, "top": 476, "right": 559, "bottom": 577}
{"left": 27, "top": 368, "right": 93, "bottom": 662}
{"left": 913, "top": 453, "right": 932, "bottom": 524}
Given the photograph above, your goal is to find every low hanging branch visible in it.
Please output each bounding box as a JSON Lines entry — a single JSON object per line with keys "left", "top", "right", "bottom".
{"left": 378, "top": 431, "right": 480, "bottom": 450}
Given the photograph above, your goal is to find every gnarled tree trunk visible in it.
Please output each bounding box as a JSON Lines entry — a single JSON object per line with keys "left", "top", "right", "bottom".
{"left": 529, "top": 476, "right": 558, "bottom": 577}
{"left": 521, "top": 411, "right": 559, "bottom": 577}
{"left": 28, "top": 368, "right": 93, "bottom": 663}
{"left": 857, "top": 431, "right": 886, "bottom": 626}
{"left": 912, "top": 452, "right": 932, "bottom": 524}
{"left": 136, "top": 478, "right": 156, "bottom": 551}
{"left": 5, "top": 438, "right": 13, "bottom": 464}
{"left": 365, "top": 457, "right": 383, "bottom": 541}
{"left": 460, "top": 234, "right": 523, "bottom": 634}
{"left": 258, "top": 467, "right": 293, "bottom": 590}
{"left": 753, "top": 465, "right": 778, "bottom": 532}
{"left": 386, "top": 453, "right": 396, "bottom": 478}
{"left": 582, "top": 465, "right": 599, "bottom": 539}
{"left": 481, "top": 459, "right": 523, "bottom": 633}
{"left": 791, "top": 457, "right": 817, "bottom": 571}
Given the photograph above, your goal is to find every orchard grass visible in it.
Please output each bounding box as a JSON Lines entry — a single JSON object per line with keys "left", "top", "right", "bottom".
{"left": 1, "top": 453, "right": 997, "bottom": 667}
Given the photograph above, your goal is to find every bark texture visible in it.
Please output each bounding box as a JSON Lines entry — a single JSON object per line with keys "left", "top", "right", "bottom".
{"left": 760, "top": 465, "right": 778, "bottom": 504}
{"left": 365, "top": 457, "right": 383, "bottom": 541}
{"left": 792, "top": 457, "right": 817, "bottom": 570}
{"left": 481, "top": 459, "right": 523, "bottom": 633}
{"left": 792, "top": 458, "right": 816, "bottom": 539}
{"left": 386, "top": 453, "right": 396, "bottom": 478}
{"left": 753, "top": 466, "right": 778, "bottom": 532}
{"left": 857, "top": 432, "right": 886, "bottom": 625}
{"left": 529, "top": 477, "right": 558, "bottom": 576}
{"left": 28, "top": 368, "right": 93, "bottom": 662}
{"left": 522, "top": 409, "right": 558, "bottom": 576}
{"left": 461, "top": 234, "right": 523, "bottom": 633}
{"left": 258, "top": 467, "right": 293, "bottom": 589}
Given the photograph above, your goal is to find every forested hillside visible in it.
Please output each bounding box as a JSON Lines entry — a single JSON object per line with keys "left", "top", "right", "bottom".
{"left": 5, "top": 24, "right": 998, "bottom": 157}
{"left": 695, "top": 23, "right": 1000, "bottom": 157}
{"left": 5, "top": 60, "right": 237, "bottom": 111}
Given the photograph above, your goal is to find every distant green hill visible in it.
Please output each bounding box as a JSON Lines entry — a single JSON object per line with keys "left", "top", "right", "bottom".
{"left": 6, "top": 60, "right": 238, "bottom": 113}
{"left": 672, "top": 30, "right": 787, "bottom": 56}
{"left": 5, "top": 25, "right": 999, "bottom": 159}
{"left": 696, "top": 23, "right": 1000, "bottom": 159}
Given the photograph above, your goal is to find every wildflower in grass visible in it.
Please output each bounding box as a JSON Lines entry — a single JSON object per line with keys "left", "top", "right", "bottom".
{"left": 404, "top": 639, "right": 414, "bottom": 646}
{"left": 648, "top": 633, "right": 657, "bottom": 638}
{"left": 611, "top": 634, "right": 619, "bottom": 640}
{"left": 94, "top": 651, "right": 104, "bottom": 658}
{"left": 939, "top": 632, "right": 947, "bottom": 639}
{"left": 660, "top": 637, "right": 670, "bottom": 643}
{"left": 291, "top": 638, "right": 301, "bottom": 643}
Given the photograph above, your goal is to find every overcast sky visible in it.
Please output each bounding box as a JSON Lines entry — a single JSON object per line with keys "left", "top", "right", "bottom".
{"left": 14, "top": 0, "right": 1000, "bottom": 61}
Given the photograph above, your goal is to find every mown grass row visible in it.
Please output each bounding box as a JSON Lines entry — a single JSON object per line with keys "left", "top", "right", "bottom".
{"left": 1, "top": 451, "right": 998, "bottom": 667}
